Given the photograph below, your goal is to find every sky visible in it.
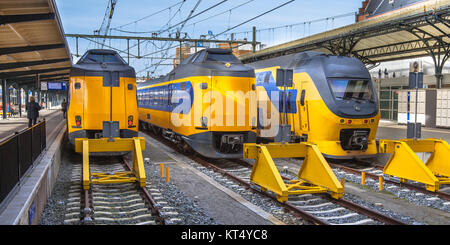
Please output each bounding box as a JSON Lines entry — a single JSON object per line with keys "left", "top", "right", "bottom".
{"left": 55, "top": 0, "right": 365, "bottom": 77}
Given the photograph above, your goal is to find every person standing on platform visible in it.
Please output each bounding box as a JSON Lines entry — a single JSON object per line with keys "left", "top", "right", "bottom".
{"left": 61, "top": 99, "right": 67, "bottom": 119}
{"left": 26, "top": 96, "right": 41, "bottom": 127}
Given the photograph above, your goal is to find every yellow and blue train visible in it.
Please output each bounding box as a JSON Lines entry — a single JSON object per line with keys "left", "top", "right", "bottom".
{"left": 67, "top": 49, "right": 139, "bottom": 145}
{"left": 248, "top": 51, "right": 380, "bottom": 159}
{"left": 137, "top": 48, "right": 257, "bottom": 158}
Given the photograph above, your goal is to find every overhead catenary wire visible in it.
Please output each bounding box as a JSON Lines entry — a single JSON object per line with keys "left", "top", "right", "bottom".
{"left": 111, "top": 0, "right": 186, "bottom": 31}
{"left": 141, "top": 0, "right": 204, "bottom": 76}
{"left": 128, "top": 0, "right": 229, "bottom": 35}
{"left": 184, "top": 0, "right": 255, "bottom": 27}
{"left": 231, "top": 11, "right": 356, "bottom": 36}
{"left": 209, "top": 0, "right": 295, "bottom": 40}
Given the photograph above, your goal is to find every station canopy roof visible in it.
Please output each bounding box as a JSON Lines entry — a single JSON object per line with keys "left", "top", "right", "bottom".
{"left": 0, "top": 0, "right": 72, "bottom": 87}
{"left": 239, "top": 0, "right": 450, "bottom": 66}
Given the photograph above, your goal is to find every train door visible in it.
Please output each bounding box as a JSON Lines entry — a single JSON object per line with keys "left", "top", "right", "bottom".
{"left": 208, "top": 72, "right": 217, "bottom": 131}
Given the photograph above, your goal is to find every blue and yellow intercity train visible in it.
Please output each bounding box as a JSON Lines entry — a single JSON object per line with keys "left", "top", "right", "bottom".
{"left": 67, "top": 49, "right": 139, "bottom": 145}
{"left": 137, "top": 48, "right": 257, "bottom": 159}
{"left": 247, "top": 51, "right": 380, "bottom": 159}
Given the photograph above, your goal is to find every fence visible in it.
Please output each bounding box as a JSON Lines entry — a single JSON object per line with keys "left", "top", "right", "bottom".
{"left": 0, "top": 120, "right": 46, "bottom": 204}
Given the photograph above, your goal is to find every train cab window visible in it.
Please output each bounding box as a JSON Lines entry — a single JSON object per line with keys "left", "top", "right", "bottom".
{"left": 329, "top": 80, "right": 374, "bottom": 102}
{"left": 205, "top": 53, "right": 240, "bottom": 63}
{"left": 80, "top": 52, "right": 126, "bottom": 64}
{"left": 74, "top": 83, "right": 81, "bottom": 89}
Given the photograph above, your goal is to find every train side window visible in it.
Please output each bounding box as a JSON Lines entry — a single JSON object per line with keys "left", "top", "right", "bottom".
{"left": 300, "top": 90, "right": 306, "bottom": 106}
{"left": 74, "top": 83, "right": 81, "bottom": 89}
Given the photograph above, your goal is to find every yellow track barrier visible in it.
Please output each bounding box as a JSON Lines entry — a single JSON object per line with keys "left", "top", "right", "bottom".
{"left": 75, "top": 137, "right": 147, "bottom": 190}
{"left": 379, "top": 139, "right": 450, "bottom": 192}
{"left": 243, "top": 143, "right": 344, "bottom": 202}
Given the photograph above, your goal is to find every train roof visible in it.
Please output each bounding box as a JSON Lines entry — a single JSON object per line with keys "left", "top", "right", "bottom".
{"left": 138, "top": 48, "right": 254, "bottom": 88}
{"left": 71, "top": 49, "right": 135, "bottom": 78}
{"left": 247, "top": 51, "right": 371, "bottom": 80}
{"left": 76, "top": 49, "right": 127, "bottom": 65}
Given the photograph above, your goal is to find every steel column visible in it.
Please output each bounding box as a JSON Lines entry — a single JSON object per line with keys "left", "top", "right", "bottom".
{"left": 2, "top": 79, "right": 6, "bottom": 119}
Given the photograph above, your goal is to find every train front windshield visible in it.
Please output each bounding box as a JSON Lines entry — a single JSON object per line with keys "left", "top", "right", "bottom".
{"left": 329, "top": 79, "right": 374, "bottom": 102}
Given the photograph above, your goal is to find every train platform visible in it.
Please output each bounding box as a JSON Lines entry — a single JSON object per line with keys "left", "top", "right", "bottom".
{"left": 0, "top": 110, "right": 66, "bottom": 225}
{"left": 377, "top": 120, "right": 450, "bottom": 142}
{"left": 0, "top": 109, "right": 64, "bottom": 143}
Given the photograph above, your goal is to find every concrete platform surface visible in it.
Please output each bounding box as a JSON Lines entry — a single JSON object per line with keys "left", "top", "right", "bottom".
{"left": 377, "top": 120, "right": 450, "bottom": 142}
{"left": 0, "top": 109, "right": 63, "bottom": 142}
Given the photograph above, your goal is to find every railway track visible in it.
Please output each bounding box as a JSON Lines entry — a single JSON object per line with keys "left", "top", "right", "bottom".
{"left": 63, "top": 155, "right": 179, "bottom": 225}
{"left": 329, "top": 162, "right": 450, "bottom": 202}
{"left": 142, "top": 130, "right": 407, "bottom": 225}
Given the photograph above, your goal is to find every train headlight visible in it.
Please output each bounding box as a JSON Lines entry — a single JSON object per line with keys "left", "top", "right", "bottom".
{"left": 128, "top": 115, "right": 134, "bottom": 126}
{"left": 200, "top": 117, "right": 208, "bottom": 128}
{"left": 75, "top": 115, "right": 82, "bottom": 126}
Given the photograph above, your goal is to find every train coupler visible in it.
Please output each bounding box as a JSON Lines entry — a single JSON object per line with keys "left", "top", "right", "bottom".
{"left": 75, "top": 137, "right": 147, "bottom": 190}
{"left": 243, "top": 142, "right": 344, "bottom": 203}
{"left": 379, "top": 139, "right": 450, "bottom": 192}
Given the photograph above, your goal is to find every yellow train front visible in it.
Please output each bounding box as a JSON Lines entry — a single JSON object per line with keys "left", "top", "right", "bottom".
{"left": 138, "top": 48, "right": 257, "bottom": 159}
{"left": 67, "top": 49, "right": 139, "bottom": 146}
{"left": 248, "top": 51, "right": 380, "bottom": 159}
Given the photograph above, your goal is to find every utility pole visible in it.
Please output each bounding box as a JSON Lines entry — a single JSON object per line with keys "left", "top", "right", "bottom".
{"left": 252, "top": 26, "right": 257, "bottom": 53}
{"left": 1, "top": 79, "right": 6, "bottom": 119}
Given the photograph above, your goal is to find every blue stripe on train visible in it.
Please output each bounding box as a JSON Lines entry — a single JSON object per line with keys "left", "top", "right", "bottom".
{"left": 255, "top": 70, "right": 297, "bottom": 114}
{"left": 137, "top": 81, "right": 194, "bottom": 115}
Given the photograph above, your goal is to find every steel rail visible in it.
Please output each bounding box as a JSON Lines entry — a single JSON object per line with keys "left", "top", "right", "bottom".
{"left": 230, "top": 159, "right": 406, "bottom": 225}
{"left": 330, "top": 163, "right": 450, "bottom": 201}
{"left": 141, "top": 131, "right": 328, "bottom": 225}
{"left": 121, "top": 157, "right": 166, "bottom": 225}
{"left": 229, "top": 159, "right": 407, "bottom": 225}
{"left": 322, "top": 195, "right": 406, "bottom": 225}
{"left": 79, "top": 156, "right": 166, "bottom": 225}
{"left": 141, "top": 130, "right": 408, "bottom": 225}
